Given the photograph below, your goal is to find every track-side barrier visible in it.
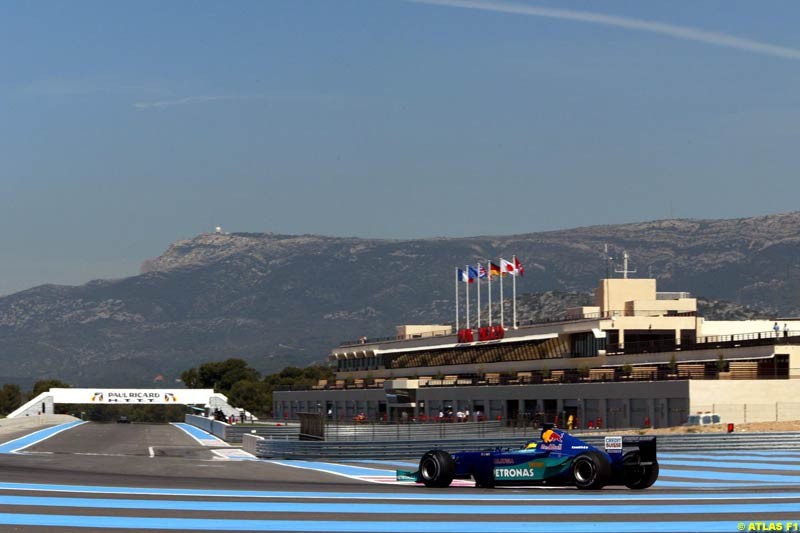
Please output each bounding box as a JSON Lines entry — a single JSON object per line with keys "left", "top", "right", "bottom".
{"left": 243, "top": 431, "right": 800, "bottom": 459}
{"left": 185, "top": 415, "right": 300, "bottom": 443}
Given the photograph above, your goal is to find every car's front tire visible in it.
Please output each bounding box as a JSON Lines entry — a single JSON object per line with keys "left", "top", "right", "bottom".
{"left": 571, "top": 451, "right": 611, "bottom": 490}
{"left": 419, "top": 450, "right": 455, "bottom": 488}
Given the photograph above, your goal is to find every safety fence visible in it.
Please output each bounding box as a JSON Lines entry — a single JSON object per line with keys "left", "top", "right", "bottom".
{"left": 691, "top": 403, "right": 800, "bottom": 424}
{"left": 243, "top": 431, "right": 800, "bottom": 460}
{"left": 184, "top": 415, "right": 300, "bottom": 443}
{"left": 322, "top": 420, "right": 504, "bottom": 441}
{"left": 189, "top": 405, "right": 800, "bottom": 444}
{"left": 184, "top": 415, "right": 509, "bottom": 443}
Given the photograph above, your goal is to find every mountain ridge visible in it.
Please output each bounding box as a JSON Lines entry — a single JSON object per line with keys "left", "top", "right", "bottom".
{"left": 1, "top": 212, "right": 798, "bottom": 386}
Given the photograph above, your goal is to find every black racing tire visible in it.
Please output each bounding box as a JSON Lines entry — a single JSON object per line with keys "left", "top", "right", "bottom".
{"left": 623, "top": 450, "right": 659, "bottom": 490}
{"left": 419, "top": 450, "right": 456, "bottom": 488}
{"left": 571, "top": 451, "right": 611, "bottom": 490}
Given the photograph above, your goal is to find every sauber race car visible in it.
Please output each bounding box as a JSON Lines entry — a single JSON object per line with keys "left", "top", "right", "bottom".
{"left": 397, "top": 424, "right": 658, "bottom": 490}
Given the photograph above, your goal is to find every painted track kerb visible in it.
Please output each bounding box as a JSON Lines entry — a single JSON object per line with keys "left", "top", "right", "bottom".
{"left": 171, "top": 422, "right": 229, "bottom": 447}
{"left": 4, "top": 481, "right": 800, "bottom": 501}
{"left": 0, "top": 421, "right": 86, "bottom": 454}
{"left": 0, "top": 514, "right": 755, "bottom": 532}
{"left": 2, "top": 495, "right": 800, "bottom": 515}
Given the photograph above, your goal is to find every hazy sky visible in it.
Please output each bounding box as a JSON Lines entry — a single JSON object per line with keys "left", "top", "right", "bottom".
{"left": 1, "top": 1, "right": 799, "bottom": 295}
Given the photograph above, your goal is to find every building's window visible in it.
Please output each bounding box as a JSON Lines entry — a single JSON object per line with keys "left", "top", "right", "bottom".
{"left": 570, "top": 332, "right": 607, "bottom": 358}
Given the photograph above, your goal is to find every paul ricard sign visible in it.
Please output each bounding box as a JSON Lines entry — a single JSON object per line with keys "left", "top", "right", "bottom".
{"left": 48, "top": 388, "right": 217, "bottom": 405}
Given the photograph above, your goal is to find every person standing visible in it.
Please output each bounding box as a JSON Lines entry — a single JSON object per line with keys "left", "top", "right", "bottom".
{"left": 774, "top": 322, "right": 780, "bottom": 337}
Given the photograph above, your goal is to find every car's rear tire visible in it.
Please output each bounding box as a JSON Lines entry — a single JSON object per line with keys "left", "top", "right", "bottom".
{"left": 419, "top": 450, "right": 455, "bottom": 488}
{"left": 623, "top": 451, "right": 659, "bottom": 490}
{"left": 571, "top": 451, "right": 611, "bottom": 490}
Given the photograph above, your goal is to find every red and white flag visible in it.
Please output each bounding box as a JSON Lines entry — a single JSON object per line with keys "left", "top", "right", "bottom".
{"left": 514, "top": 257, "right": 525, "bottom": 277}
{"left": 500, "top": 257, "right": 524, "bottom": 276}
{"left": 500, "top": 258, "right": 515, "bottom": 276}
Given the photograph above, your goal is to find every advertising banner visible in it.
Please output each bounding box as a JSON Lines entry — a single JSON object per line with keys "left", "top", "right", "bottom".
{"left": 47, "top": 388, "right": 217, "bottom": 405}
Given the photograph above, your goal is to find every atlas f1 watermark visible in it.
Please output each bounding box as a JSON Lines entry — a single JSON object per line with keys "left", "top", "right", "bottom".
{"left": 738, "top": 522, "right": 800, "bottom": 531}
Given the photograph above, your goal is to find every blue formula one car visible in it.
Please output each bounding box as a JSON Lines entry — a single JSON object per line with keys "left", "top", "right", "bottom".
{"left": 397, "top": 424, "right": 658, "bottom": 490}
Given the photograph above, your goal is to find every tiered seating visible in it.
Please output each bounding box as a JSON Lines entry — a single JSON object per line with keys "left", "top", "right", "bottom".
{"left": 677, "top": 364, "right": 705, "bottom": 379}
{"left": 729, "top": 361, "right": 758, "bottom": 379}
{"left": 387, "top": 336, "right": 570, "bottom": 370}
{"left": 588, "top": 369, "right": 614, "bottom": 382}
{"left": 630, "top": 366, "right": 657, "bottom": 380}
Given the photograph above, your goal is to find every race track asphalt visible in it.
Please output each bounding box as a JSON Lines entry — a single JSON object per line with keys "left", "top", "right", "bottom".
{"left": 0, "top": 421, "right": 799, "bottom": 532}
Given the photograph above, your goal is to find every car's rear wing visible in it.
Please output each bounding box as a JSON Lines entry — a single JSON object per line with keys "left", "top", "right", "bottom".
{"left": 614, "top": 436, "right": 657, "bottom": 464}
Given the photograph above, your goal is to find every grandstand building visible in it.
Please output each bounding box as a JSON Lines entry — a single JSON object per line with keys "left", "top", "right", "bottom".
{"left": 274, "top": 277, "right": 800, "bottom": 427}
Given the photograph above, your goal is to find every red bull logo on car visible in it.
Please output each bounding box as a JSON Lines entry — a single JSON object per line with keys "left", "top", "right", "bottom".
{"left": 539, "top": 429, "right": 563, "bottom": 451}
{"left": 542, "top": 429, "right": 563, "bottom": 443}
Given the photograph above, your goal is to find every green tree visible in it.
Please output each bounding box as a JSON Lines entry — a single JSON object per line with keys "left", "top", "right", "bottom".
{"left": 261, "top": 365, "right": 334, "bottom": 417}
{"left": 181, "top": 360, "right": 334, "bottom": 418}
{"left": 81, "top": 404, "right": 189, "bottom": 423}
{"left": 180, "top": 367, "right": 200, "bottom": 388}
{"left": 227, "top": 380, "right": 271, "bottom": 417}
{"left": 668, "top": 354, "right": 678, "bottom": 373}
{"left": 181, "top": 358, "right": 260, "bottom": 395}
{"left": 27, "top": 379, "right": 75, "bottom": 415}
{"left": 28, "top": 379, "right": 71, "bottom": 400}
{"left": 0, "top": 384, "right": 23, "bottom": 415}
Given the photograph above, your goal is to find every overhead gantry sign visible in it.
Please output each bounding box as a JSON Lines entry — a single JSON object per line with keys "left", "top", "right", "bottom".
{"left": 8, "top": 388, "right": 230, "bottom": 417}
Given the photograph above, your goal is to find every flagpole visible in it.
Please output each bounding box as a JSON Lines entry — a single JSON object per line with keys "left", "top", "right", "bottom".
{"left": 512, "top": 255, "right": 518, "bottom": 329}
{"left": 499, "top": 261, "right": 504, "bottom": 329}
{"left": 487, "top": 261, "right": 492, "bottom": 326}
{"left": 476, "top": 265, "right": 481, "bottom": 329}
{"left": 465, "top": 267, "right": 470, "bottom": 331}
{"left": 455, "top": 268, "right": 459, "bottom": 331}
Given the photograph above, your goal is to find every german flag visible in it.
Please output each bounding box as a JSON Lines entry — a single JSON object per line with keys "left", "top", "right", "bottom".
{"left": 489, "top": 262, "right": 502, "bottom": 277}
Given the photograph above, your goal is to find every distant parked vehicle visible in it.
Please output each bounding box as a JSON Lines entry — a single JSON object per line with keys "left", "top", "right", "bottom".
{"left": 117, "top": 415, "right": 131, "bottom": 424}
{"left": 686, "top": 413, "right": 721, "bottom": 426}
